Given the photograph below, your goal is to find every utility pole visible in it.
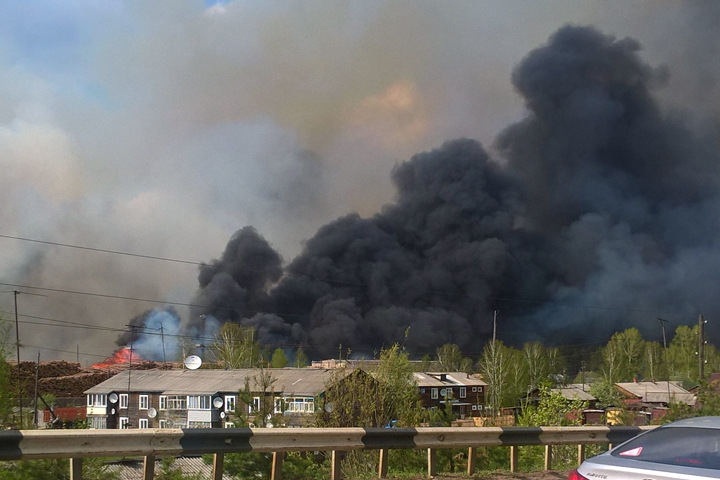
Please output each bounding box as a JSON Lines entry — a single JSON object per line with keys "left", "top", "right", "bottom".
{"left": 14, "top": 291, "right": 21, "bottom": 428}
{"left": 699, "top": 314, "right": 707, "bottom": 380}
{"left": 160, "top": 325, "right": 167, "bottom": 365}
{"left": 658, "top": 318, "right": 672, "bottom": 405}
{"left": 33, "top": 351, "right": 40, "bottom": 428}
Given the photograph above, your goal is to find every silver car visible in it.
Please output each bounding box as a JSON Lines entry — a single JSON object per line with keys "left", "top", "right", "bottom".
{"left": 570, "top": 417, "right": 720, "bottom": 479}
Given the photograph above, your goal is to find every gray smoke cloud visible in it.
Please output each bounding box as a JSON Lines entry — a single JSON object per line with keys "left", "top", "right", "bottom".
{"left": 189, "top": 24, "right": 720, "bottom": 358}
{"left": 3, "top": 2, "right": 718, "bottom": 364}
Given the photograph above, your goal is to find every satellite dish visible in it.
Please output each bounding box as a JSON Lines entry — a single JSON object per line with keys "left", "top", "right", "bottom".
{"left": 108, "top": 393, "right": 119, "bottom": 404}
{"left": 111, "top": 408, "right": 116, "bottom": 415}
{"left": 213, "top": 397, "right": 224, "bottom": 409}
{"left": 148, "top": 407, "right": 157, "bottom": 418}
{"left": 184, "top": 355, "right": 202, "bottom": 370}
{"left": 440, "top": 389, "right": 447, "bottom": 397}
{"left": 220, "top": 411, "right": 226, "bottom": 419}
{"left": 324, "top": 402, "right": 334, "bottom": 413}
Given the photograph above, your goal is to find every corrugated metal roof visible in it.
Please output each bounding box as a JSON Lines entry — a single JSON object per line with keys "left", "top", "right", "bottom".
{"left": 555, "top": 384, "right": 596, "bottom": 401}
{"left": 85, "top": 368, "right": 346, "bottom": 397}
{"left": 615, "top": 381, "right": 696, "bottom": 406}
{"left": 413, "top": 372, "right": 487, "bottom": 387}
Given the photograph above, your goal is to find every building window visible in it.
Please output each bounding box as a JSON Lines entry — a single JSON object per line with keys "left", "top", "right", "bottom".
{"left": 250, "top": 396, "right": 261, "bottom": 414}
{"left": 431, "top": 388, "right": 438, "bottom": 399}
{"left": 119, "top": 417, "right": 129, "bottom": 429}
{"left": 188, "top": 421, "right": 211, "bottom": 428}
{"left": 166, "top": 395, "right": 186, "bottom": 410}
{"left": 188, "top": 395, "right": 211, "bottom": 410}
{"left": 420, "top": 388, "right": 426, "bottom": 394}
{"left": 225, "top": 395, "right": 236, "bottom": 413}
{"left": 90, "top": 417, "right": 107, "bottom": 429}
{"left": 224, "top": 422, "right": 235, "bottom": 428}
{"left": 139, "top": 395, "right": 149, "bottom": 410}
{"left": 120, "top": 394, "right": 128, "bottom": 409}
{"left": 87, "top": 394, "right": 107, "bottom": 407}
{"left": 284, "top": 397, "right": 314, "bottom": 413}
{"left": 159, "top": 396, "right": 167, "bottom": 410}
{"left": 459, "top": 387, "right": 466, "bottom": 398}
{"left": 274, "top": 398, "right": 283, "bottom": 414}
{"left": 139, "top": 418, "right": 149, "bottom": 429}
{"left": 159, "top": 419, "right": 168, "bottom": 428}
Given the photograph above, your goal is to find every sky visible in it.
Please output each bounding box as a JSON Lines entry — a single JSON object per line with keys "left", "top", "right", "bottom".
{"left": 0, "top": 1, "right": 718, "bottom": 365}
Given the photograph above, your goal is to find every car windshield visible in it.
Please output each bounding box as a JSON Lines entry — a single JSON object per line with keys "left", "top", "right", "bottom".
{"left": 612, "top": 426, "right": 720, "bottom": 470}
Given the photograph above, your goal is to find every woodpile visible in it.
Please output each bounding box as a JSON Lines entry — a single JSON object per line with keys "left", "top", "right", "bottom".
{"left": 11, "top": 360, "right": 173, "bottom": 399}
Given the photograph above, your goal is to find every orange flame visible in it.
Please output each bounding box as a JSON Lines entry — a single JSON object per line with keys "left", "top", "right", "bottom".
{"left": 93, "top": 347, "right": 143, "bottom": 368}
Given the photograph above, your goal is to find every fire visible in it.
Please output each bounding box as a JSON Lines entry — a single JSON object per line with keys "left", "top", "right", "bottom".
{"left": 93, "top": 347, "right": 143, "bottom": 368}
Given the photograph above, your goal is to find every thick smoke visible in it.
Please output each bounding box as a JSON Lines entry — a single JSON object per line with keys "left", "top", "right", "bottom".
{"left": 190, "top": 25, "right": 720, "bottom": 358}
{"left": 116, "top": 306, "right": 182, "bottom": 362}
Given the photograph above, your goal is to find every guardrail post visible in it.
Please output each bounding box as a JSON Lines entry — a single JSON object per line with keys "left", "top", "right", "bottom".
{"left": 70, "top": 457, "right": 83, "bottom": 480}
{"left": 143, "top": 454, "right": 155, "bottom": 480}
{"left": 467, "top": 447, "right": 476, "bottom": 475}
{"left": 378, "top": 448, "right": 389, "bottom": 478}
{"left": 544, "top": 445, "right": 552, "bottom": 471}
{"left": 212, "top": 453, "right": 224, "bottom": 480}
{"left": 271, "top": 452, "right": 284, "bottom": 480}
{"left": 427, "top": 448, "right": 436, "bottom": 477}
{"left": 331, "top": 450, "right": 342, "bottom": 480}
{"left": 577, "top": 444, "right": 585, "bottom": 466}
{"left": 510, "top": 445, "right": 518, "bottom": 472}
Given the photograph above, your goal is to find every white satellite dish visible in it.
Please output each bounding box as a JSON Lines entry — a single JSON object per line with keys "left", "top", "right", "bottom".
{"left": 213, "top": 397, "right": 224, "bottom": 409}
{"left": 148, "top": 407, "right": 157, "bottom": 418}
{"left": 324, "top": 402, "right": 334, "bottom": 413}
{"left": 220, "top": 411, "right": 226, "bottom": 419}
{"left": 440, "top": 389, "right": 447, "bottom": 397}
{"left": 184, "top": 355, "right": 202, "bottom": 370}
{"left": 108, "top": 393, "right": 119, "bottom": 404}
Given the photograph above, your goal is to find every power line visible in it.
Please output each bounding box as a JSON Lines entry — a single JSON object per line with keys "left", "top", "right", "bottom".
{"left": 0, "top": 233, "right": 204, "bottom": 266}
{"left": 0, "top": 233, "right": 694, "bottom": 315}
{"left": 0, "top": 282, "right": 205, "bottom": 308}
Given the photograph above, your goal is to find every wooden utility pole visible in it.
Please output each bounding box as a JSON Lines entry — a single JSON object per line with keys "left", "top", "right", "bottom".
{"left": 699, "top": 314, "right": 706, "bottom": 380}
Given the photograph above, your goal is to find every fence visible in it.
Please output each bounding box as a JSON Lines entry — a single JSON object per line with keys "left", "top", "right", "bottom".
{"left": 0, "top": 425, "right": 652, "bottom": 480}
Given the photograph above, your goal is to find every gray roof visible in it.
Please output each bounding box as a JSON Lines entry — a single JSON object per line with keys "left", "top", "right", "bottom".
{"left": 615, "top": 381, "right": 696, "bottom": 406}
{"left": 85, "top": 368, "right": 345, "bottom": 397}
{"left": 413, "top": 372, "right": 487, "bottom": 387}
{"left": 554, "top": 384, "right": 596, "bottom": 402}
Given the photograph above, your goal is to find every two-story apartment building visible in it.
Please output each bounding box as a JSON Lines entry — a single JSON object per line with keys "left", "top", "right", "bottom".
{"left": 85, "top": 367, "right": 343, "bottom": 429}
{"left": 413, "top": 372, "right": 488, "bottom": 419}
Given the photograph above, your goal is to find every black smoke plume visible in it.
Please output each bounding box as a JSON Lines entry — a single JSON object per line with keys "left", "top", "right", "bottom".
{"left": 190, "top": 25, "right": 720, "bottom": 358}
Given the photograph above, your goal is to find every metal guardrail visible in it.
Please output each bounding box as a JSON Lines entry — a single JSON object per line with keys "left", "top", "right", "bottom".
{"left": 0, "top": 425, "right": 653, "bottom": 480}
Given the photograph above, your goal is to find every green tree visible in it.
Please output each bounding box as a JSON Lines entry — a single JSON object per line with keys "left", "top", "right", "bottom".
{"left": 517, "top": 386, "right": 589, "bottom": 471}
{"left": 522, "top": 342, "right": 552, "bottom": 395}
{"left": 210, "top": 323, "right": 261, "bottom": 368}
{"left": 479, "top": 339, "right": 519, "bottom": 413}
{"left": 0, "top": 315, "right": 15, "bottom": 428}
{"left": 270, "top": 348, "right": 289, "bottom": 368}
{"left": 318, "top": 344, "right": 424, "bottom": 428}
{"left": 294, "top": 347, "right": 309, "bottom": 368}
{"left": 589, "top": 379, "right": 622, "bottom": 410}
{"left": 668, "top": 324, "right": 700, "bottom": 383}
{"left": 435, "top": 343, "right": 473, "bottom": 372}
{"left": 601, "top": 328, "right": 646, "bottom": 382}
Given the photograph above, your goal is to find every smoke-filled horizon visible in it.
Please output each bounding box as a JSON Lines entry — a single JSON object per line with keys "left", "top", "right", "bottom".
{"left": 1, "top": 2, "right": 718, "bottom": 364}
{"left": 184, "top": 25, "right": 720, "bottom": 360}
